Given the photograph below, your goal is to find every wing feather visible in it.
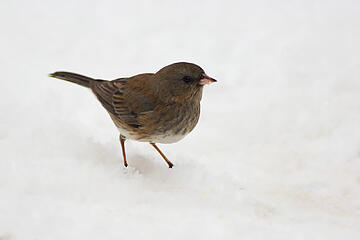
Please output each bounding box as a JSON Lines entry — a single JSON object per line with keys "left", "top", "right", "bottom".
{"left": 91, "top": 75, "right": 155, "bottom": 129}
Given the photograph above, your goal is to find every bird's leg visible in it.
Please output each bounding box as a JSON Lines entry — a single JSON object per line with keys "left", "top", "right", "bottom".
{"left": 150, "top": 143, "right": 173, "bottom": 168}
{"left": 120, "top": 134, "right": 128, "bottom": 167}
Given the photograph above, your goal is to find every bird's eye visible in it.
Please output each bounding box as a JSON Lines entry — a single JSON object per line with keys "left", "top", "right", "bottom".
{"left": 182, "top": 76, "right": 193, "bottom": 83}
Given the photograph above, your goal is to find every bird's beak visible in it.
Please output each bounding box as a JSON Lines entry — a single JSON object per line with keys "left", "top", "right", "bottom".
{"left": 199, "top": 73, "right": 217, "bottom": 86}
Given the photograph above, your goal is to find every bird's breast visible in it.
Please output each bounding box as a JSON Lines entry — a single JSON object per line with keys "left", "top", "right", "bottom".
{"left": 149, "top": 101, "right": 200, "bottom": 143}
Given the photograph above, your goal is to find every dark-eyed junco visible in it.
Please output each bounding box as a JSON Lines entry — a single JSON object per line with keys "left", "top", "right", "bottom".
{"left": 50, "top": 62, "right": 216, "bottom": 168}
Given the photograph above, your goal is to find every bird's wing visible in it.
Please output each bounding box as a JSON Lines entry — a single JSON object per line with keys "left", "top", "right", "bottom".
{"left": 91, "top": 75, "right": 155, "bottom": 128}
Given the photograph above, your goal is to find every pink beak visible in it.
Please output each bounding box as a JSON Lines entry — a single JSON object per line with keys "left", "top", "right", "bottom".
{"left": 199, "top": 73, "right": 217, "bottom": 86}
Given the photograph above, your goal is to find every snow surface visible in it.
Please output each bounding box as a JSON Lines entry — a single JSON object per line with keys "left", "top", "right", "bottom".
{"left": 1, "top": 0, "right": 360, "bottom": 239}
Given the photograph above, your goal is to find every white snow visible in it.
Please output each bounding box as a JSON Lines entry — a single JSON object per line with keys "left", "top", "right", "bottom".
{"left": 1, "top": 0, "right": 360, "bottom": 239}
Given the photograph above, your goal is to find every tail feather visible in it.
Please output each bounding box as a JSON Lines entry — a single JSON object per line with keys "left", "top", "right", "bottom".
{"left": 49, "top": 71, "right": 94, "bottom": 88}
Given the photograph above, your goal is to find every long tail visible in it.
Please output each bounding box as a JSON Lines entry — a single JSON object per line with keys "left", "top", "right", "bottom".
{"left": 49, "top": 71, "right": 94, "bottom": 88}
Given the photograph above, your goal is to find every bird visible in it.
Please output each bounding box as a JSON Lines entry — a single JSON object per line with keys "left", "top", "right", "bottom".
{"left": 50, "top": 62, "right": 216, "bottom": 168}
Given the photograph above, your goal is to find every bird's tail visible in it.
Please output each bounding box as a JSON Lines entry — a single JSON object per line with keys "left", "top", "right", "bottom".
{"left": 49, "top": 71, "right": 94, "bottom": 88}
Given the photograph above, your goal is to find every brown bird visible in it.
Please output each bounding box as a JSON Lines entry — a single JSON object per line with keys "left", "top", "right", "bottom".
{"left": 50, "top": 62, "right": 216, "bottom": 168}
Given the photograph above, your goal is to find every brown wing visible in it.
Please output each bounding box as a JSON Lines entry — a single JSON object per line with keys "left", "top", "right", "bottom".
{"left": 91, "top": 74, "right": 155, "bottom": 129}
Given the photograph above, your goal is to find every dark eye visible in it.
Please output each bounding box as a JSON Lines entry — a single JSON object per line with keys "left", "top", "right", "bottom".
{"left": 182, "top": 76, "right": 193, "bottom": 83}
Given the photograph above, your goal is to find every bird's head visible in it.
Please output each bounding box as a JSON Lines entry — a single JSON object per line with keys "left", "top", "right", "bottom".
{"left": 153, "top": 62, "right": 216, "bottom": 102}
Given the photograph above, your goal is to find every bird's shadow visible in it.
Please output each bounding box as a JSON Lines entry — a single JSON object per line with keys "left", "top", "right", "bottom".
{"left": 129, "top": 154, "right": 173, "bottom": 175}
{"left": 80, "top": 138, "right": 177, "bottom": 177}
{"left": 53, "top": 130, "right": 184, "bottom": 189}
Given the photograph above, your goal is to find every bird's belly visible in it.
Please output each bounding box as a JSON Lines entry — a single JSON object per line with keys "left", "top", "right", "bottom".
{"left": 146, "top": 133, "right": 186, "bottom": 144}
{"left": 117, "top": 127, "right": 185, "bottom": 143}
{"left": 115, "top": 126, "right": 133, "bottom": 139}
{"left": 116, "top": 125, "right": 185, "bottom": 144}
{"left": 115, "top": 102, "right": 200, "bottom": 144}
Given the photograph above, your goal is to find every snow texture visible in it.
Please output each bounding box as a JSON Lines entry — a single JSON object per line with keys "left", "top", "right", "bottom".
{"left": 1, "top": 0, "right": 360, "bottom": 239}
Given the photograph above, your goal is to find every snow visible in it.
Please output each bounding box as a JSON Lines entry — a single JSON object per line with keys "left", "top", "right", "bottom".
{"left": 1, "top": 0, "right": 360, "bottom": 239}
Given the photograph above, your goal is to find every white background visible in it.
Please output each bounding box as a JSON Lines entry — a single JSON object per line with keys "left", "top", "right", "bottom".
{"left": 1, "top": 0, "right": 360, "bottom": 239}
